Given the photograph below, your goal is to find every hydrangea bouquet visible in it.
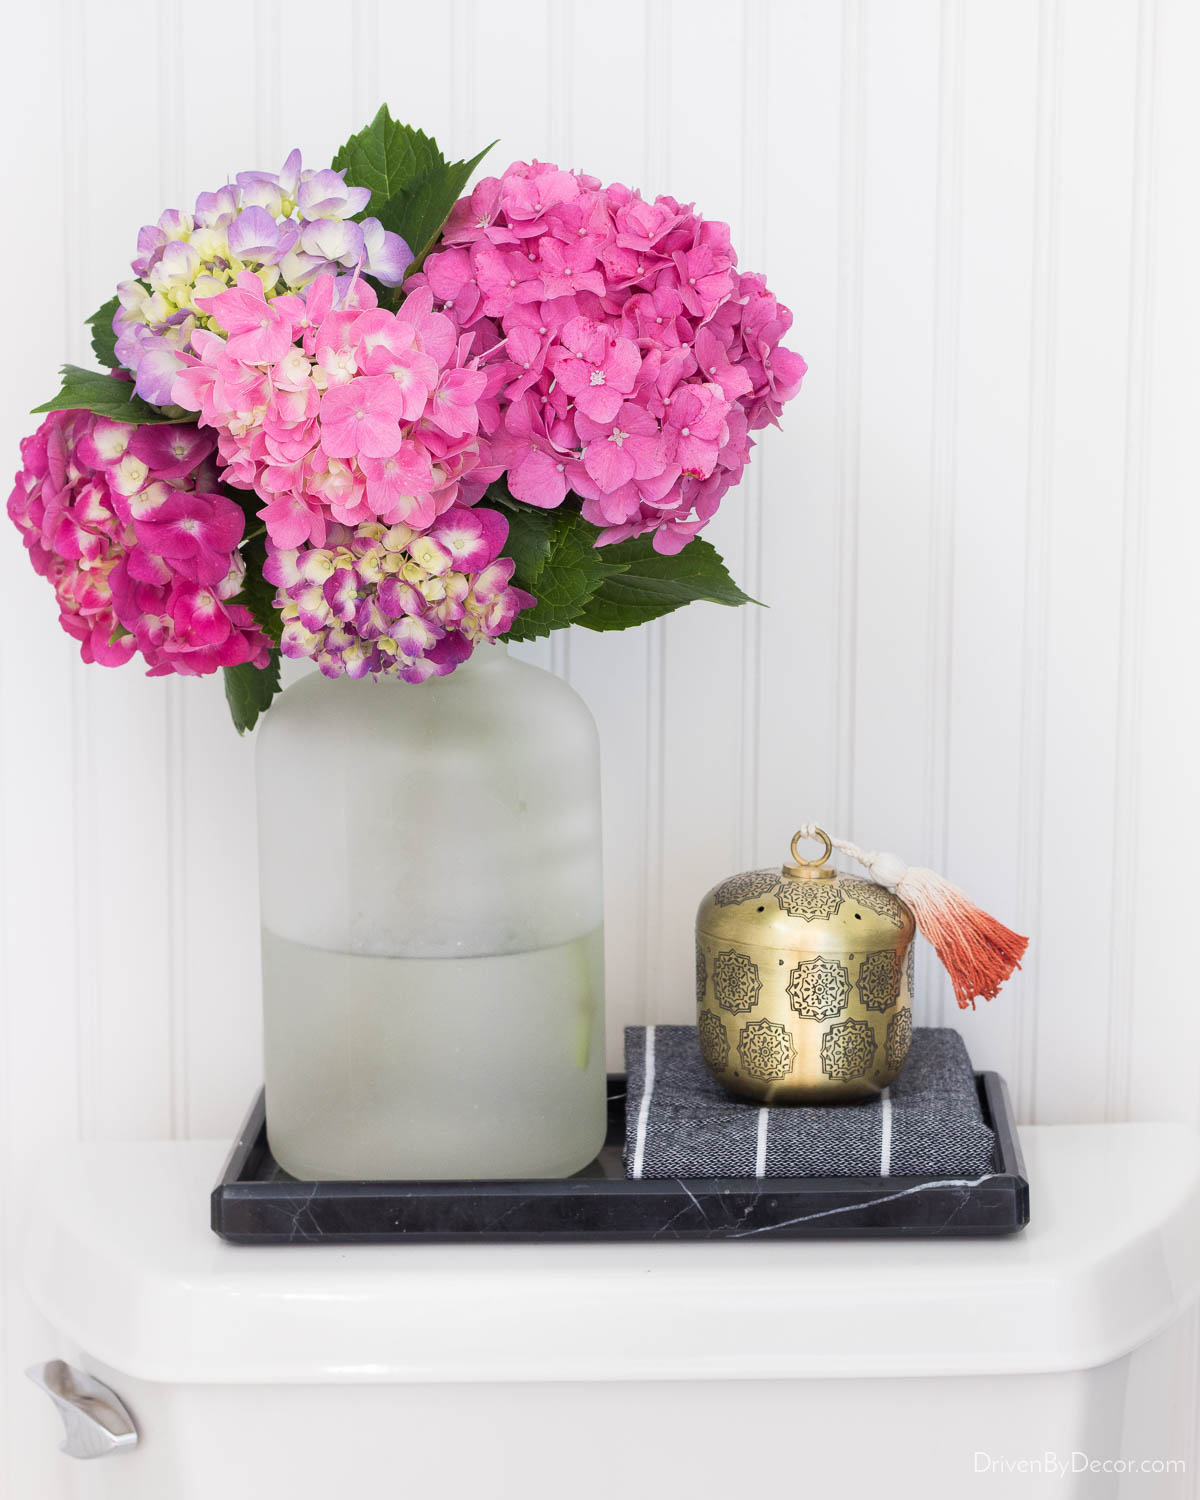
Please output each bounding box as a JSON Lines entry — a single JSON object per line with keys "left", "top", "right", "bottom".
{"left": 9, "top": 109, "right": 805, "bottom": 731}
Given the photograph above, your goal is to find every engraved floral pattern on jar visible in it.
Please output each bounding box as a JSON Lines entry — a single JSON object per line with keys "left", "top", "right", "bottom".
{"left": 841, "top": 879, "right": 908, "bottom": 929}
{"left": 737, "top": 1018, "right": 796, "bottom": 1081}
{"left": 713, "top": 869, "right": 781, "bottom": 907}
{"left": 857, "top": 948, "right": 903, "bottom": 1012}
{"left": 819, "top": 1017, "right": 877, "bottom": 1081}
{"left": 776, "top": 880, "right": 844, "bottom": 921}
{"left": 885, "top": 1008, "right": 913, "bottom": 1073}
{"left": 695, "top": 945, "right": 707, "bottom": 1004}
{"left": 713, "top": 948, "right": 762, "bottom": 1014}
{"left": 786, "top": 955, "right": 851, "bottom": 1022}
{"left": 699, "top": 1010, "right": 730, "bottom": 1072}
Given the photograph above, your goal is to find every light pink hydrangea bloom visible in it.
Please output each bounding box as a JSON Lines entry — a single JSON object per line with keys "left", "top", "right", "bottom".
{"left": 412, "top": 160, "right": 807, "bottom": 553}
{"left": 172, "top": 272, "right": 496, "bottom": 552}
{"left": 7, "top": 407, "right": 270, "bottom": 676}
{"left": 173, "top": 271, "right": 534, "bottom": 676}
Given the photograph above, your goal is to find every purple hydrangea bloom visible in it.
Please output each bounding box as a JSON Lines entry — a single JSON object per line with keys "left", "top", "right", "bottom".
{"left": 227, "top": 207, "right": 299, "bottom": 265}
{"left": 265, "top": 515, "right": 532, "bottom": 682}
{"left": 114, "top": 150, "right": 412, "bottom": 404}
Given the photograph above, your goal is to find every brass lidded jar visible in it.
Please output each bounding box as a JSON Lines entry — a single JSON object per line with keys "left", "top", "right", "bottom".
{"left": 695, "top": 828, "right": 916, "bottom": 1104}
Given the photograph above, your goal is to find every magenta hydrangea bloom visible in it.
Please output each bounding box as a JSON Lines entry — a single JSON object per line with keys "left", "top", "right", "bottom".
{"left": 7, "top": 408, "right": 270, "bottom": 677}
{"left": 115, "top": 149, "right": 412, "bottom": 405}
{"left": 172, "top": 271, "right": 496, "bottom": 551}
{"left": 265, "top": 510, "right": 533, "bottom": 682}
{"left": 412, "top": 160, "right": 807, "bottom": 553}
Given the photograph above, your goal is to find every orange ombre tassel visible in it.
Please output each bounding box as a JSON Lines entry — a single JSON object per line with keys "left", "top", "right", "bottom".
{"left": 795, "top": 824, "right": 1029, "bottom": 1010}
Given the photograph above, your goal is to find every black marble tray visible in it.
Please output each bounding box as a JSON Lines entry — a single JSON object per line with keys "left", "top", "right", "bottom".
{"left": 211, "top": 1072, "right": 1028, "bottom": 1243}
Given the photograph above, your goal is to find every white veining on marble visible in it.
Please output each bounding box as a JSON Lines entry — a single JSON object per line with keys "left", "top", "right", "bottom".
{"left": 731, "top": 1174, "right": 999, "bottom": 1237}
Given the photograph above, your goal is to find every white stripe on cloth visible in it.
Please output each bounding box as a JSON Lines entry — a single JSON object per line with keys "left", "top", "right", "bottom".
{"left": 630, "top": 1025, "right": 656, "bottom": 1179}
{"left": 755, "top": 1108, "right": 769, "bottom": 1177}
{"left": 880, "top": 1087, "right": 893, "bottom": 1177}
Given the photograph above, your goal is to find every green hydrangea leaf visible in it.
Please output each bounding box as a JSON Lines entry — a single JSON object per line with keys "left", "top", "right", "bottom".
{"left": 381, "top": 141, "right": 493, "bottom": 279}
{"left": 235, "top": 528, "right": 283, "bottom": 648}
{"left": 32, "top": 365, "right": 179, "bottom": 424}
{"left": 332, "top": 105, "right": 442, "bottom": 206}
{"left": 222, "top": 527, "right": 283, "bottom": 731}
{"left": 502, "top": 507, "right": 628, "bottom": 642}
{"left": 223, "top": 651, "right": 281, "bottom": 736}
{"left": 575, "top": 534, "right": 755, "bottom": 632}
{"left": 87, "top": 298, "right": 121, "bottom": 371}
{"left": 488, "top": 485, "right": 754, "bottom": 638}
{"left": 332, "top": 105, "right": 493, "bottom": 280}
{"left": 484, "top": 484, "right": 556, "bottom": 584}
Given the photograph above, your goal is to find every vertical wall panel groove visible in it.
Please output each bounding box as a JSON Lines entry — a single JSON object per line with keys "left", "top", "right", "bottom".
{"left": 1104, "top": 0, "right": 1158, "bottom": 1123}
{"left": 1034, "top": 0, "right": 1139, "bottom": 1121}
{"left": 166, "top": 689, "right": 189, "bottom": 1138}
{"left": 253, "top": 0, "right": 281, "bottom": 160}
{"left": 1014, "top": 0, "right": 1063, "bottom": 1124}
{"left": 63, "top": 0, "right": 94, "bottom": 1146}
{"left": 737, "top": 0, "right": 769, "bottom": 869}
{"left": 833, "top": 0, "right": 865, "bottom": 838}
{"left": 639, "top": 1, "right": 671, "bottom": 1022}
{"left": 946, "top": 1, "right": 1036, "bottom": 1086}
{"left": 160, "top": 0, "right": 190, "bottom": 1142}
{"left": 546, "top": 0, "right": 574, "bottom": 164}
{"left": 754, "top": 0, "right": 842, "bottom": 870}
{"left": 924, "top": 0, "right": 965, "bottom": 1026}
{"left": 547, "top": 0, "right": 574, "bottom": 686}
{"left": 352, "top": 0, "right": 381, "bottom": 120}
{"left": 451, "top": 0, "right": 478, "bottom": 149}
{"left": 851, "top": 0, "right": 940, "bottom": 899}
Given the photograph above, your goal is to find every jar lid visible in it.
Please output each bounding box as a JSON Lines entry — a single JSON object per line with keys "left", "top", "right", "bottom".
{"left": 696, "top": 826, "right": 915, "bottom": 951}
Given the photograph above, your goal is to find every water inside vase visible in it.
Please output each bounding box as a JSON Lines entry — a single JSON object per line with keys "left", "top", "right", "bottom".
{"left": 262, "top": 927, "right": 607, "bottom": 1181}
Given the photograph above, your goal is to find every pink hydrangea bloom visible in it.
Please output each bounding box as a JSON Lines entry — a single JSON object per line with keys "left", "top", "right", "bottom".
{"left": 265, "top": 509, "right": 532, "bottom": 682}
{"left": 412, "top": 160, "right": 807, "bottom": 553}
{"left": 7, "top": 408, "right": 270, "bottom": 676}
{"left": 172, "top": 272, "right": 496, "bottom": 552}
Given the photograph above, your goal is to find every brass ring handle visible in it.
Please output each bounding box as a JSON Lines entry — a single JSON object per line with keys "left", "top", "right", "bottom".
{"left": 789, "top": 827, "right": 832, "bottom": 868}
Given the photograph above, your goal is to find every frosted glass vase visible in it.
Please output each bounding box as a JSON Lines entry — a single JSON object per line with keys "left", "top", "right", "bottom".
{"left": 255, "top": 642, "right": 607, "bottom": 1181}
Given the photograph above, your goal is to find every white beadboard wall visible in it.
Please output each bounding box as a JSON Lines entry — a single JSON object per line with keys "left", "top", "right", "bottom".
{"left": 1, "top": 0, "right": 1198, "bottom": 1490}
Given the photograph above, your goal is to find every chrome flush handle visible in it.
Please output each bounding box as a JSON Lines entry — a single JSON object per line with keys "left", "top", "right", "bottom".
{"left": 27, "top": 1360, "right": 138, "bottom": 1460}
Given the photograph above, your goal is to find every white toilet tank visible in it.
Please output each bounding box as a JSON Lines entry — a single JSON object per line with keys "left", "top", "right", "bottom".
{"left": 23, "top": 1122, "right": 1200, "bottom": 1500}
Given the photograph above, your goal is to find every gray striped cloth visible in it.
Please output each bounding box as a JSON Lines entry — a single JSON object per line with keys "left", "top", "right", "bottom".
{"left": 623, "top": 1025, "right": 995, "bottom": 1180}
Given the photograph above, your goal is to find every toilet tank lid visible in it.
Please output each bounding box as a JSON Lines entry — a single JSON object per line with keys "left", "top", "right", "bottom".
{"left": 23, "top": 1122, "right": 1200, "bottom": 1386}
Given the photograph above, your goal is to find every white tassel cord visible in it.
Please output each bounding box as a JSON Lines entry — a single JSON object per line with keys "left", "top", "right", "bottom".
{"left": 795, "top": 823, "right": 1029, "bottom": 1011}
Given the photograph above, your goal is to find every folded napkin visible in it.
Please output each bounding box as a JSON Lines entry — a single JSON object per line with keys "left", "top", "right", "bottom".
{"left": 624, "top": 1025, "right": 995, "bottom": 1180}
